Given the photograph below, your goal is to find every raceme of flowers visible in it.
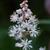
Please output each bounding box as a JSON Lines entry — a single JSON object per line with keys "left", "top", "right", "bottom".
{"left": 8, "top": 0, "right": 39, "bottom": 50}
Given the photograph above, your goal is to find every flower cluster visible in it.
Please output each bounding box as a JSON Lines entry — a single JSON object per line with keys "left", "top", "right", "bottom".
{"left": 8, "top": 0, "right": 39, "bottom": 50}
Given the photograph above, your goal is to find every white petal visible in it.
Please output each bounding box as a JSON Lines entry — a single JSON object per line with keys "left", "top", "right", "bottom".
{"left": 28, "top": 40, "right": 32, "bottom": 44}
{"left": 23, "top": 47, "right": 27, "bottom": 50}
{"left": 15, "top": 43, "right": 23, "bottom": 47}
{"left": 26, "top": 39, "right": 28, "bottom": 42}
{"left": 29, "top": 45, "right": 33, "bottom": 48}
{"left": 10, "top": 13, "right": 19, "bottom": 22}
{"left": 9, "top": 33, "right": 14, "bottom": 37}
{"left": 34, "top": 34, "right": 37, "bottom": 37}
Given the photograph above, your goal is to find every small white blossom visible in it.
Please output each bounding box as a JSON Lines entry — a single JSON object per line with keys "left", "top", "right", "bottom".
{"left": 29, "top": 15, "right": 38, "bottom": 25}
{"left": 30, "top": 25, "right": 38, "bottom": 37}
{"left": 15, "top": 39, "right": 32, "bottom": 50}
{"left": 14, "top": 25, "right": 24, "bottom": 40}
{"left": 9, "top": 26, "right": 17, "bottom": 37}
{"left": 21, "top": 21, "right": 32, "bottom": 31}
{"left": 30, "top": 30, "right": 38, "bottom": 37}
{"left": 10, "top": 12, "right": 19, "bottom": 22}
{"left": 16, "top": 9, "right": 22, "bottom": 14}
{"left": 9, "top": 25, "right": 23, "bottom": 40}
{"left": 15, "top": 32, "right": 22, "bottom": 40}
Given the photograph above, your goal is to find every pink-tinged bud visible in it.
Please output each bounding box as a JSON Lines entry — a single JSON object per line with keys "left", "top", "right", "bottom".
{"left": 25, "top": 4, "right": 28, "bottom": 7}
{"left": 22, "top": 7, "right": 28, "bottom": 11}
{"left": 22, "top": 7, "right": 26, "bottom": 11}
{"left": 24, "top": 0, "right": 28, "bottom": 3}
{"left": 20, "top": 1, "right": 25, "bottom": 8}
{"left": 20, "top": 0, "right": 28, "bottom": 8}
{"left": 20, "top": 4, "right": 23, "bottom": 8}
{"left": 25, "top": 13, "right": 29, "bottom": 18}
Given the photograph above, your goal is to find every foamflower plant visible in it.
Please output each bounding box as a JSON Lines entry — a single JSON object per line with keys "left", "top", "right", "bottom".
{"left": 8, "top": 0, "right": 39, "bottom": 50}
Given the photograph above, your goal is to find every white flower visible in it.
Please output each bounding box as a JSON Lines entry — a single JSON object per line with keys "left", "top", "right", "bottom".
{"left": 16, "top": 9, "right": 22, "bottom": 14}
{"left": 21, "top": 20, "right": 33, "bottom": 31}
{"left": 10, "top": 12, "right": 19, "bottom": 22}
{"left": 21, "top": 21, "right": 31, "bottom": 31}
{"left": 29, "top": 15, "right": 38, "bottom": 25}
{"left": 15, "top": 32, "right": 22, "bottom": 40}
{"left": 14, "top": 25, "right": 23, "bottom": 40}
{"left": 30, "top": 31, "right": 38, "bottom": 37}
{"left": 30, "top": 25, "right": 38, "bottom": 37}
{"left": 15, "top": 39, "right": 32, "bottom": 50}
{"left": 9, "top": 25, "right": 23, "bottom": 40}
{"left": 16, "top": 25, "right": 26, "bottom": 33}
{"left": 9, "top": 26, "right": 17, "bottom": 37}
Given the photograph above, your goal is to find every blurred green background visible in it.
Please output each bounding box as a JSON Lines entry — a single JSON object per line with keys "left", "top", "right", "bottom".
{"left": 0, "top": 0, "right": 50, "bottom": 50}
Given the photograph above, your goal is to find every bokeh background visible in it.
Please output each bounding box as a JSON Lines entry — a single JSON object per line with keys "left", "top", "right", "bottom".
{"left": 0, "top": 0, "right": 50, "bottom": 50}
